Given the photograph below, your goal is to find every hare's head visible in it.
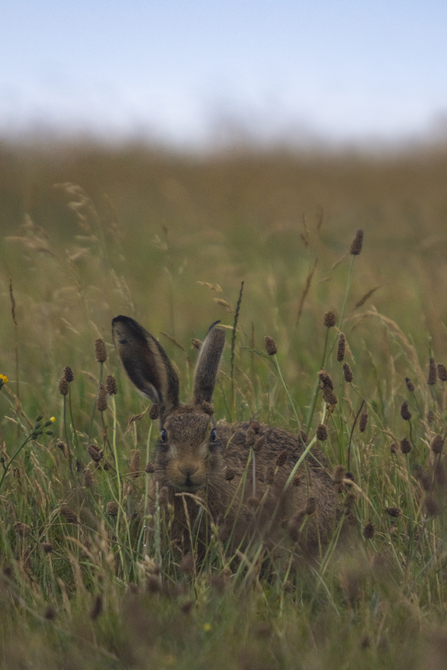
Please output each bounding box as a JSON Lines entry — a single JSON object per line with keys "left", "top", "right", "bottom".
{"left": 112, "top": 316, "right": 226, "bottom": 492}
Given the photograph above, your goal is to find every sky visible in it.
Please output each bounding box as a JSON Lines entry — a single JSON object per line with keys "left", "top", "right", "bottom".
{"left": 2, "top": 0, "right": 447, "bottom": 148}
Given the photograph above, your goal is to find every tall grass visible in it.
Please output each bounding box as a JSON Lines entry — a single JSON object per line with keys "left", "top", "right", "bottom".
{"left": 0, "top": 140, "right": 447, "bottom": 668}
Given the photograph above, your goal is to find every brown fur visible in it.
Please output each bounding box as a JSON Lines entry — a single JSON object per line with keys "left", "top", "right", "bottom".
{"left": 112, "top": 316, "right": 337, "bottom": 558}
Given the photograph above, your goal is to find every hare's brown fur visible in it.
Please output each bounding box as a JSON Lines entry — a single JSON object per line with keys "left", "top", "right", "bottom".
{"left": 112, "top": 315, "right": 337, "bottom": 557}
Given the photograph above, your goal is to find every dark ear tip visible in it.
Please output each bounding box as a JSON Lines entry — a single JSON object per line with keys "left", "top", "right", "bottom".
{"left": 112, "top": 315, "right": 131, "bottom": 326}
{"left": 208, "top": 320, "right": 221, "bottom": 332}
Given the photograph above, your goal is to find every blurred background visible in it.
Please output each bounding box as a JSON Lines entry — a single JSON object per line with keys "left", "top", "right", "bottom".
{"left": 2, "top": 0, "right": 447, "bottom": 150}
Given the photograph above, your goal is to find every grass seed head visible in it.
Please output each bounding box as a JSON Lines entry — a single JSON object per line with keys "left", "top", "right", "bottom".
{"left": 343, "top": 362, "right": 353, "bottom": 383}
{"left": 437, "top": 364, "right": 447, "bottom": 381}
{"left": 431, "top": 434, "right": 444, "bottom": 454}
{"left": 400, "top": 437, "right": 411, "bottom": 454}
{"left": 324, "top": 311, "right": 336, "bottom": 328}
{"left": 225, "top": 467, "right": 236, "bottom": 481}
{"left": 130, "top": 450, "right": 141, "bottom": 478}
{"left": 363, "top": 521, "right": 375, "bottom": 539}
{"left": 264, "top": 336, "right": 277, "bottom": 356}
{"left": 323, "top": 386, "right": 338, "bottom": 406}
{"left": 60, "top": 505, "right": 78, "bottom": 524}
{"left": 316, "top": 424, "right": 328, "bottom": 441}
{"left": 359, "top": 409, "right": 368, "bottom": 433}
{"left": 106, "top": 374, "right": 117, "bottom": 395}
{"left": 385, "top": 506, "right": 401, "bottom": 518}
{"left": 57, "top": 441, "right": 68, "bottom": 458}
{"left": 400, "top": 401, "right": 412, "bottom": 421}
{"left": 405, "top": 377, "right": 415, "bottom": 392}
{"left": 253, "top": 435, "right": 266, "bottom": 452}
{"left": 63, "top": 366, "right": 74, "bottom": 382}
{"left": 276, "top": 450, "right": 288, "bottom": 467}
{"left": 191, "top": 338, "right": 202, "bottom": 351}
{"left": 337, "top": 332, "right": 346, "bottom": 361}
{"left": 106, "top": 501, "right": 119, "bottom": 516}
{"left": 13, "top": 522, "right": 31, "bottom": 537}
{"left": 425, "top": 494, "right": 440, "bottom": 517}
{"left": 58, "top": 376, "right": 69, "bottom": 396}
{"left": 87, "top": 444, "right": 103, "bottom": 462}
{"left": 96, "top": 384, "right": 108, "bottom": 412}
{"left": 350, "top": 229, "right": 364, "bottom": 255}
{"left": 428, "top": 358, "right": 437, "bottom": 385}
{"left": 318, "top": 368, "right": 334, "bottom": 389}
{"left": 94, "top": 338, "right": 107, "bottom": 363}
{"left": 83, "top": 469, "right": 94, "bottom": 487}
{"left": 41, "top": 542, "right": 53, "bottom": 554}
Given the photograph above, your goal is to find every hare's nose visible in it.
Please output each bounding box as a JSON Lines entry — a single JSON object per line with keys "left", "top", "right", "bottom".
{"left": 179, "top": 464, "right": 199, "bottom": 478}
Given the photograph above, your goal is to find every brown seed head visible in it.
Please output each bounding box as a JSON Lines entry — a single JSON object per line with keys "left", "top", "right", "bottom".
{"left": 343, "top": 363, "right": 353, "bottom": 383}
{"left": 60, "top": 505, "right": 78, "bottom": 524}
{"left": 87, "top": 444, "right": 103, "bottom": 462}
{"left": 415, "top": 466, "right": 432, "bottom": 492}
{"left": 96, "top": 384, "right": 108, "bottom": 412}
{"left": 438, "top": 364, "right": 447, "bottom": 382}
{"left": 363, "top": 521, "right": 375, "bottom": 539}
{"left": 146, "top": 462, "right": 156, "bottom": 474}
{"left": 316, "top": 424, "right": 328, "bottom": 441}
{"left": 425, "top": 494, "right": 439, "bottom": 517}
{"left": 13, "top": 522, "right": 31, "bottom": 537}
{"left": 83, "top": 469, "right": 94, "bottom": 488}
{"left": 400, "top": 401, "right": 412, "bottom": 421}
{"left": 58, "top": 376, "right": 69, "bottom": 396}
{"left": 318, "top": 368, "right": 334, "bottom": 389}
{"left": 245, "top": 427, "right": 256, "bottom": 447}
{"left": 41, "top": 542, "right": 53, "bottom": 554}
{"left": 359, "top": 410, "right": 368, "bottom": 433}
{"left": 158, "top": 486, "right": 169, "bottom": 506}
{"left": 253, "top": 435, "right": 266, "bottom": 453}
{"left": 264, "top": 336, "right": 278, "bottom": 356}
{"left": 350, "top": 229, "right": 364, "bottom": 255}
{"left": 333, "top": 465, "right": 345, "bottom": 483}
{"left": 431, "top": 434, "right": 444, "bottom": 455}
{"left": 276, "top": 450, "right": 288, "bottom": 467}
{"left": 64, "top": 366, "right": 74, "bottom": 382}
{"left": 225, "top": 467, "right": 236, "bottom": 481}
{"left": 337, "top": 333, "right": 346, "bottom": 361}
{"left": 130, "top": 450, "right": 141, "bottom": 479}
{"left": 264, "top": 465, "right": 275, "bottom": 485}
{"left": 105, "top": 375, "right": 117, "bottom": 395}
{"left": 94, "top": 338, "right": 107, "bottom": 363}
{"left": 323, "top": 386, "right": 338, "bottom": 406}
{"left": 191, "top": 337, "right": 202, "bottom": 352}
{"left": 385, "top": 506, "right": 401, "bottom": 518}
{"left": 324, "top": 311, "right": 336, "bottom": 328}
{"left": 106, "top": 501, "right": 119, "bottom": 516}
{"left": 249, "top": 419, "right": 261, "bottom": 433}
{"left": 405, "top": 377, "right": 415, "bottom": 392}
{"left": 428, "top": 358, "right": 437, "bottom": 385}
{"left": 400, "top": 437, "right": 411, "bottom": 454}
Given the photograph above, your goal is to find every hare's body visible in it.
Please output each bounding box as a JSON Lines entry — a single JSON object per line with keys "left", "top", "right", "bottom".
{"left": 112, "top": 316, "right": 337, "bottom": 557}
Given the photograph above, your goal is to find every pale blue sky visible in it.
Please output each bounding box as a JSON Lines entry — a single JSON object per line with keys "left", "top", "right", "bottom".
{"left": 2, "top": 0, "right": 447, "bottom": 146}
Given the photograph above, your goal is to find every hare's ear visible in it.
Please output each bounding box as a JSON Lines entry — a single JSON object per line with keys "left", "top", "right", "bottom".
{"left": 112, "top": 315, "right": 179, "bottom": 415}
{"left": 193, "top": 321, "right": 226, "bottom": 405}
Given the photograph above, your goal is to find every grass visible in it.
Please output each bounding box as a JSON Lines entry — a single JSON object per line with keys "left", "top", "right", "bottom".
{"left": 1, "top": 139, "right": 447, "bottom": 668}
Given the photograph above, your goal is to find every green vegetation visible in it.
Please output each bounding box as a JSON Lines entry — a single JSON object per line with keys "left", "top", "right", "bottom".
{"left": 1, "top": 140, "right": 447, "bottom": 668}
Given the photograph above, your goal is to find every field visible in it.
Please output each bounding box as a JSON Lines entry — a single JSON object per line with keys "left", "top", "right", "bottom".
{"left": 1, "top": 139, "right": 447, "bottom": 668}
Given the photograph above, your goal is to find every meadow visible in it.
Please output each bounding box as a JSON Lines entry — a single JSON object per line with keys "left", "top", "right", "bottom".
{"left": 1, "top": 138, "right": 447, "bottom": 668}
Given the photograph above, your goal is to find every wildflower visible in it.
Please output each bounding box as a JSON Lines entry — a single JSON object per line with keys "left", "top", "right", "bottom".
{"left": 350, "top": 229, "right": 364, "bottom": 255}
{"left": 264, "top": 336, "right": 277, "bottom": 356}
{"left": 0, "top": 374, "right": 8, "bottom": 390}
{"left": 324, "top": 311, "right": 336, "bottom": 328}
{"left": 203, "top": 623, "right": 212, "bottom": 632}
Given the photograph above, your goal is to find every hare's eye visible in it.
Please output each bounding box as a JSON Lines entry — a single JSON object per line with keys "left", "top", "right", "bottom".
{"left": 210, "top": 429, "right": 217, "bottom": 442}
{"left": 160, "top": 429, "right": 168, "bottom": 443}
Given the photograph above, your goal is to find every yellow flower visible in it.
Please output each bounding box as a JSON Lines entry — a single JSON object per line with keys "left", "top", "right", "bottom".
{"left": 203, "top": 623, "right": 212, "bottom": 632}
{"left": 49, "top": 417, "right": 56, "bottom": 423}
{"left": 0, "top": 374, "right": 8, "bottom": 384}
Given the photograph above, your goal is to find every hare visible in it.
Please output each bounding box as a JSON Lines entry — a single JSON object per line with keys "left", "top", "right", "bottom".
{"left": 112, "top": 315, "right": 337, "bottom": 558}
